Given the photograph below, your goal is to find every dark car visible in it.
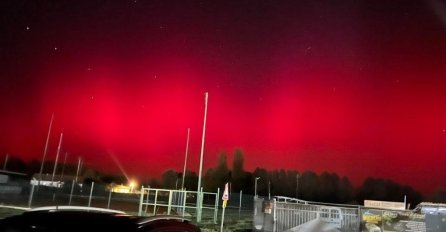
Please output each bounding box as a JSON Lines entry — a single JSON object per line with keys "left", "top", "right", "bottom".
{"left": 0, "top": 206, "right": 200, "bottom": 232}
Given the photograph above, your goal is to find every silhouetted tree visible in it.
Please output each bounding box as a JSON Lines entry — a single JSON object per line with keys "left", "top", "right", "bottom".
{"left": 203, "top": 168, "right": 215, "bottom": 191}
{"left": 357, "top": 177, "right": 423, "bottom": 208}
{"left": 430, "top": 187, "right": 446, "bottom": 203}
{"left": 209, "top": 152, "right": 230, "bottom": 192}
{"left": 317, "top": 172, "right": 337, "bottom": 202}
{"left": 183, "top": 171, "right": 198, "bottom": 191}
{"left": 338, "top": 176, "right": 354, "bottom": 203}
{"left": 0, "top": 155, "right": 28, "bottom": 172}
{"left": 300, "top": 171, "right": 319, "bottom": 201}
{"left": 232, "top": 149, "right": 246, "bottom": 192}
{"left": 161, "top": 170, "right": 179, "bottom": 189}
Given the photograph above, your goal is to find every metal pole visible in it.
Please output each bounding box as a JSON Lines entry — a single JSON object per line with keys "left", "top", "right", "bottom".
{"left": 3, "top": 153, "right": 8, "bottom": 170}
{"left": 198, "top": 187, "right": 203, "bottom": 222}
{"left": 107, "top": 189, "right": 112, "bottom": 209}
{"left": 138, "top": 186, "right": 144, "bottom": 216}
{"left": 182, "top": 189, "right": 187, "bottom": 217}
{"left": 220, "top": 206, "right": 226, "bottom": 232}
{"left": 88, "top": 182, "right": 94, "bottom": 207}
{"left": 167, "top": 190, "right": 173, "bottom": 215}
{"left": 296, "top": 174, "right": 299, "bottom": 199}
{"left": 197, "top": 92, "right": 208, "bottom": 194}
{"left": 28, "top": 183, "right": 35, "bottom": 208}
{"left": 268, "top": 181, "right": 271, "bottom": 200}
{"left": 51, "top": 131, "right": 63, "bottom": 183}
{"left": 197, "top": 92, "right": 208, "bottom": 222}
{"left": 69, "top": 180, "right": 75, "bottom": 205}
{"left": 255, "top": 177, "right": 260, "bottom": 198}
{"left": 214, "top": 187, "right": 220, "bottom": 224}
{"left": 239, "top": 190, "right": 242, "bottom": 218}
{"left": 404, "top": 195, "right": 407, "bottom": 210}
{"left": 38, "top": 113, "right": 54, "bottom": 187}
{"left": 182, "top": 128, "right": 190, "bottom": 190}
{"left": 60, "top": 152, "right": 68, "bottom": 181}
{"left": 153, "top": 189, "right": 158, "bottom": 215}
{"left": 69, "top": 158, "right": 82, "bottom": 205}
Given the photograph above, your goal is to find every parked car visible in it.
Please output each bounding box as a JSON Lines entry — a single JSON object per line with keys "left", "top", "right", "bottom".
{"left": 0, "top": 206, "right": 200, "bottom": 232}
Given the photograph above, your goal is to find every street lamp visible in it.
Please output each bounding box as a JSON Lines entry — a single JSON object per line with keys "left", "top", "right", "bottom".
{"left": 254, "top": 177, "right": 260, "bottom": 198}
{"left": 296, "top": 174, "right": 299, "bottom": 199}
{"left": 268, "top": 181, "right": 271, "bottom": 200}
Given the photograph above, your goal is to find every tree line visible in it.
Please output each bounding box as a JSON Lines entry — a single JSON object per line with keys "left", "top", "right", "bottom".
{"left": 2, "top": 151, "right": 444, "bottom": 207}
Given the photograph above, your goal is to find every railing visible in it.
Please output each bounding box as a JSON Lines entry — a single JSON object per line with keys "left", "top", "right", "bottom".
{"left": 138, "top": 186, "right": 220, "bottom": 223}
{"left": 254, "top": 197, "right": 361, "bottom": 232}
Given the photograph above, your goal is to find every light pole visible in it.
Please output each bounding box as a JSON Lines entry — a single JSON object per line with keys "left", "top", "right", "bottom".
{"left": 296, "top": 174, "right": 299, "bottom": 199}
{"left": 268, "top": 181, "right": 271, "bottom": 200}
{"left": 255, "top": 177, "right": 260, "bottom": 198}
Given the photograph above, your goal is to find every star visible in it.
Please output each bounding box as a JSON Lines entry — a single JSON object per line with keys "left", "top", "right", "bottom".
{"left": 26, "top": 26, "right": 30, "bottom": 31}
{"left": 54, "top": 47, "right": 58, "bottom": 51}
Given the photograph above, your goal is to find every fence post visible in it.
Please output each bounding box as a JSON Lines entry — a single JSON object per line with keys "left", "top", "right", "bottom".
{"left": 138, "top": 186, "right": 144, "bottom": 216}
{"left": 69, "top": 180, "right": 75, "bottom": 205}
{"left": 167, "top": 190, "right": 173, "bottom": 215}
{"left": 107, "top": 189, "right": 112, "bottom": 209}
{"left": 28, "top": 183, "right": 35, "bottom": 208}
{"left": 196, "top": 187, "right": 204, "bottom": 223}
{"left": 239, "top": 190, "right": 243, "bottom": 218}
{"left": 214, "top": 187, "right": 220, "bottom": 224}
{"left": 145, "top": 186, "right": 150, "bottom": 212}
{"left": 182, "top": 189, "right": 187, "bottom": 217}
{"left": 153, "top": 189, "right": 158, "bottom": 215}
{"left": 88, "top": 182, "right": 94, "bottom": 207}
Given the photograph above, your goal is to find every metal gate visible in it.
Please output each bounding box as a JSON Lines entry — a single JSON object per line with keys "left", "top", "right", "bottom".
{"left": 254, "top": 196, "right": 361, "bottom": 232}
{"left": 138, "top": 186, "right": 219, "bottom": 223}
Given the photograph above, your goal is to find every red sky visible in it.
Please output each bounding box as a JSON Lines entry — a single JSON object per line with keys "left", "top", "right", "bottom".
{"left": 1, "top": 0, "right": 446, "bottom": 194}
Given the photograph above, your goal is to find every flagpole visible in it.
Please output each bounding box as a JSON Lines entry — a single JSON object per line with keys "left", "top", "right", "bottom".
{"left": 181, "top": 128, "right": 190, "bottom": 190}
{"left": 51, "top": 131, "right": 63, "bottom": 183}
{"left": 197, "top": 92, "right": 208, "bottom": 192}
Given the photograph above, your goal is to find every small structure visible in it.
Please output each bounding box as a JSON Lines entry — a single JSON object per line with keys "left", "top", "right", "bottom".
{"left": 0, "top": 170, "right": 27, "bottom": 194}
{"left": 109, "top": 184, "right": 133, "bottom": 193}
{"left": 31, "top": 173, "right": 83, "bottom": 188}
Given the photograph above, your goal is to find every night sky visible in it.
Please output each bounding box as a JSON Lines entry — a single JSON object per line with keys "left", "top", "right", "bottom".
{"left": 1, "top": 0, "right": 446, "bottom": 194}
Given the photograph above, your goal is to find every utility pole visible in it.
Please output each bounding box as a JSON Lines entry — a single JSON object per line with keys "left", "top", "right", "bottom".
{"left": 296, "top": 173, "right": 299, "bottom": 199}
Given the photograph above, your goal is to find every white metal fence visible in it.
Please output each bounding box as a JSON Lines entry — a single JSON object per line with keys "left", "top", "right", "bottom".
{"left": 254, "top": 196, "right": 361, "bottom": 232}
{"left": 138, "top": 186, "right": 220, "bottom": 223}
